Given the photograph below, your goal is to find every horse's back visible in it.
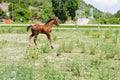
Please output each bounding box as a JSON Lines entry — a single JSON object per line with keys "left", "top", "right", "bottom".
{"left": 31, "top": 24, "right": 44, "bottom": 34}
{"left": 32, "top": 24, "right": 42, "bottom": 29}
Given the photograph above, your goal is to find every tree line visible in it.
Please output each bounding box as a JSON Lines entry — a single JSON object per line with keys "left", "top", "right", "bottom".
{"left": 0, "top": 0, "right": 120, "bottom": 24}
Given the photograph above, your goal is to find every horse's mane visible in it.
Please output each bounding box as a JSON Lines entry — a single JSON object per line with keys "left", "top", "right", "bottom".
{"left": 45, "top": 18, "right": 55, "bottom": 25}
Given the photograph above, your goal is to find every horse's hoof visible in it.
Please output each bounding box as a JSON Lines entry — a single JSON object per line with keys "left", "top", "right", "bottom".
{"left": 51, "top": 46, "right": 54, "bottom": 49}
{"left": 27, "top": 45, "right": 31, "bottom": 48}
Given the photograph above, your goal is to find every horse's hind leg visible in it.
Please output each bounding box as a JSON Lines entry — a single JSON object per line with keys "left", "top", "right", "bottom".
{"left": 46, "top": 33, "right": 54, "bottom": 49}
{"left": 29, "top": 34, "right": 34, "bottom": 46}
{"left": 33, "top": 35, "right": 38, "bottom": 48}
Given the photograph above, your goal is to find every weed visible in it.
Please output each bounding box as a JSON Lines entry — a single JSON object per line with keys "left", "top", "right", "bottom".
{"left": 80, "top": 42, "right": 86, "bottom": 53}
{"left": 52, "top": 35, "right": 57, "bottom": 42}
{"left": 41, "top": 43, "right": 51, "bottom": 53}
{"left": 0, "top": 65, "right": 34, "bottom": 80}
{"left": 40, "top": 65, "right": 66, "bottom": 80}
{"left": 98, "top": 65, "right": 118, "bottom": 80}
{"left": 66, "top": 57, "right": 85, "bottom": 77}
{"left": 58, "top": 41, "right": 74, "bottom": 53}
{"left": 92, "top": 31, "right": 101, "bottom": 38}
{"left": 89, "top": 44, "right": 98, "bottom": 55}
{"left": 84, "top": 29, "right": 91, "bottom": 35}
{"left": 0, "top": 39, "right": 7, "bottom": 49}
{"left": 104, "top": 30, "right": 112, "bottom": 39}
{"left": 25, "top": 47, "right": 39, "bottom": 59}
{"left": 112, "top": 30, "right": 119, "bottom": 44}
{"left": 100, "top": 42, "right": 119, "bottom": 59}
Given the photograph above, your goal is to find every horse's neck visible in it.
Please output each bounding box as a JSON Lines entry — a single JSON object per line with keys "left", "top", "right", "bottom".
{"left": 45, "top": 21, "right": 54, "bottom": 27}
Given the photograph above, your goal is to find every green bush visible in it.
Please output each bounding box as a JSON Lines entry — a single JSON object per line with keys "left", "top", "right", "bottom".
{"left": 104, "top": 30, "right": 112, "bottom": 39}
{"left": 12, "top": 8, "right": 32, "bottom": 22}
{"left": 92, "top": 31, "right": 101, "bottom": 38}
{"left": 100, "top": 42, "right": 120, "bottom": 59}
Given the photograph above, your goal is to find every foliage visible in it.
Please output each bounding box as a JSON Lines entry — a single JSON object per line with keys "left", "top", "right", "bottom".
{"left": 41, "top": 43, "right": 51, "bottom": 53}
{"left": 0, "top": 39, "right": 7, "bottom": 49}
{"left": 65, "top": 0, "right": 79, "bottom": 20}
{"left": 0, "top": 8, "right": 8, "bottom": 18}
{"left": 12, "top": 8, "right": 32, "bottom": 22}
{"left": 0, "top": 65, "right": 34, "bottom": 80}
{"left": 114, "top": 10, "right": 120, "bottom": 18}
{"left": 38, "top": 5, "right": 53, "bottom": 22}
{"left": 25, "top": 47, "right": 39, "bottom": 59}
{"left": 100, "top": 42, "right": 119, "bottom": 59}
{"left": 40, "top": 66, "right": 66, "bottom": 80}
{"left": 0, "top": 29, "right": 120, "bottom": 80}
{"left": 1, "top": 0, "right": 120, "bottom": 23}
{"left": 104, "top": 30, "right": 112, "bottom": 39}
{"left": 52, "top": 0, "right": 68, "bottom": 23}
{"left": 91, "top": 31, "right": 101, "bottom": 38}
{"left": 57, "top": 41, "right": 74, "bottom": 53}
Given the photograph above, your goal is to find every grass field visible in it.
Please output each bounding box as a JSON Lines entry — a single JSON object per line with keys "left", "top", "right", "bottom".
{"left": 0, "top": 27, "right": 120, "bottom": 80}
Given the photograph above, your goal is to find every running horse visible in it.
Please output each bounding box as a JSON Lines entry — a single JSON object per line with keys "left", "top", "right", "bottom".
{"left": 27, "top": 17, "right": 59, "bottom": 49}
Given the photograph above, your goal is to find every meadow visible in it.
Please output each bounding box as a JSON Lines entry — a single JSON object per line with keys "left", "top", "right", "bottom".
{"left": 0, "top": 27, "right": 120, "bottom": 80}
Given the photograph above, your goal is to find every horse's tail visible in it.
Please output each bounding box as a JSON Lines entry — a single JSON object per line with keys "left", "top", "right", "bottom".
{"left": 27, "top": 25, "right": 33, "bottom": 32}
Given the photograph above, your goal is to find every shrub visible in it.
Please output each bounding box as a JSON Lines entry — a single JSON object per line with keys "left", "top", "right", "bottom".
{"left": 92, "top": 31, "right": 101, "bottom": 38}
{"left": 104, "top": 30, "right": 112, "bottom": 39}
{"left": 12, "top": 8, "right": 32, "bottom": 22}
{"left": 100, "top": 42, "right": 119, "bottom": 59}
{"left": 41, "top": 43, "right": 51, "bottom": 53}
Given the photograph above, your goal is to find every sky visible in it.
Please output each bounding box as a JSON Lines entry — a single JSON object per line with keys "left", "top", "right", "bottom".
{"left": 83, "top": 0, "right": 120, "bottom": 14}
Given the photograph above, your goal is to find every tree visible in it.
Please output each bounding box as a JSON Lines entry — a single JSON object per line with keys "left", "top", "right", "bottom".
{"left": 52, "top": 0, "right": 79, "bottom": 22}
{"left": 0, "top": 0, "right": 2, "bottom": 3}
{"left": 39, "top": 5, "right": 53, "bottom": 22}
{"left": 65, "top": 0, "right": 79, "bottom": 20}
{"left": 52, "top": 0, "right": 68, "bottom": 23}
{"left": 114, "top": 10, "right": 120, "bottom": 18}
{"left": 0, "top": 8, "right": 8, "bottom": 18}
{"left": 12, "top": 8, "right": 32, "bottom": 22}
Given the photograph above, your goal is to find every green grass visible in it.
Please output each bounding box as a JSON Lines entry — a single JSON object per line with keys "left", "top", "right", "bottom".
{"left": 1, "top": 25, "right": 120, "bottom": 30}
{"left": 0, "top": 28, "right": 120, "bottom": 80}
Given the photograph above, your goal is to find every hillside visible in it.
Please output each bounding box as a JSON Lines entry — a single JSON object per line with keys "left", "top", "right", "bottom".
{"left": 79, "top": 0, "right": 104, "bottom": 18}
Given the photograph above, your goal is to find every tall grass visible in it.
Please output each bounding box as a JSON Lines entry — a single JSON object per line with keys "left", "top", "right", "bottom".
{"left": 0, "top": 27, "right": 26, "bottom": 33}
{"left": 0, "top": 39, "right": 7, "bottom": 49}
{"left": 57, "top": 41, "right": 74, "bottom": 54}
{"left": 41, "top": 43, "right": 51, "bottom": 53}
{"left": 25, "top": 47, "right": 40, "bottom": 59}
{"left": 0, "top": 65, "right": 34, "bottom": 80}
{"left": 104, "top": 30, "right": 112, "bottom": 39}
{"left": 100, "top": 42, "right": 120, "bottom": 59}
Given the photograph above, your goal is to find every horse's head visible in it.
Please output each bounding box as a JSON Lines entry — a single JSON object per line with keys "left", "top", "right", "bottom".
{"left": 53, "top": 17, "right": 59, "bottom": 26}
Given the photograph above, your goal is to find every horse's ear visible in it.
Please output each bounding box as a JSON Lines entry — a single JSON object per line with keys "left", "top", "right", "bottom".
{"left": 56, "top": 17, "right": 59, "bottom": 21}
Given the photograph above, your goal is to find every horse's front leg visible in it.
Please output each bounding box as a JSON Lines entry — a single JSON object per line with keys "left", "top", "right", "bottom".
{"left": 46, "top": 33, "right": 54, "bottom": 49}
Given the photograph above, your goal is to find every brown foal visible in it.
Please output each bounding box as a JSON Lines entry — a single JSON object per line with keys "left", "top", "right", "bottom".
{"left": 27, "top": 17, "right": 59, "bottom": 49}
